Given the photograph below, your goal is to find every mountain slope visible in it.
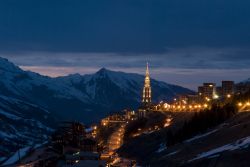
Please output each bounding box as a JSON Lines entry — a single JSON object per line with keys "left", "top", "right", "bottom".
{"left": 0, "top": 57, "right": 194, "bottom": 123}
{"left": 118, "top": 112, "right": 250, "bottom": 167}
{"left": 0, "top": 95, "right": 55, "bottom": 161}
{"left": 151, "top": 112, "right": 250, "bottom": 167}
{"left": 57, "top": 68, "right": 194, "bottom": 111}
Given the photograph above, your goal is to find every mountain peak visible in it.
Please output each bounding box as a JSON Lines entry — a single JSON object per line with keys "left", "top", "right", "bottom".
{"left": 0, "top": 57, "right": 22, "bottom": 73}
{"left": 98, "top": 67, "right": 109, "bottom": 72}
{"left": 96, "top": 68, "right": 111, "bottom": 76}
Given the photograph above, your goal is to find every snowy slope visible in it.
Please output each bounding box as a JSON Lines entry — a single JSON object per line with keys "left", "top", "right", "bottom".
{"left": 57, "top": 68, "right": 194, "bottom": 109}
{"left": 0, "top": 57, "right": 90, "bottom": 103}
{"left": 0, "top": 57, "right": 194, "bottom": 122}
{"left": 0, "top": 95, "right": 55, "bottom": 160}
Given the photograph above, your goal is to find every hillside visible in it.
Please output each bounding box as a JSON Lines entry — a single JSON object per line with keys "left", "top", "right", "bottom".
{"left": 152, "top": 111, "right": 250, "bottom": 166}
{"left": 0, "top": 95, "right": 56, "bottom": 162}
{"left": 120, "top": 111, "right": 250, "bottom": 167}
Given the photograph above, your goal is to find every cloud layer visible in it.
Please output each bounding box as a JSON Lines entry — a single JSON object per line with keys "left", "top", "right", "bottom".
{"left": 2, "top": 47, "right": 250, "bottom": 90}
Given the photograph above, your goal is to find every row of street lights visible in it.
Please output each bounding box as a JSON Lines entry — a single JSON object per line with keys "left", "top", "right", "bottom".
{"left": 238, "top": 101, "right": 250, "bottom": 107}
{"left": 165, "top": 103, "right": 209, "bottom": 111}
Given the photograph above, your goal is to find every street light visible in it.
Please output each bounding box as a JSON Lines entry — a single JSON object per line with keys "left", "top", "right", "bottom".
{"left": 213, "top": 94, "right": 219, "bottom": 99}
{"left": 205, "top": 97, "right": 211, "bottom": 102}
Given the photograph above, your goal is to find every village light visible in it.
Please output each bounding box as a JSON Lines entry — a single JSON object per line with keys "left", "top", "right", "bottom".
{"left": 205, "top": 97, "right": 211, "bottom": 102}
{"left": 164, "top": 122, "right": 170, "bottom": 127}
{"left": 164, "top": 103, "right": 169, "bottom": 109}
{"left": 213, "top": 94, "right": 219, "bottom": 99}
{"left": 227, "top": 94, "right": 231, "bottom": 98}
{"left": 238, "top": 102, "right": 243, "bottom": 107}
{"left": 247, "top": 102, "right": 250, "bottom": 106}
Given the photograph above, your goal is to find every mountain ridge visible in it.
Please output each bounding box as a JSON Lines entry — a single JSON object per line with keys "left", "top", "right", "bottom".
{"left": 0, "top": 57, "right": 194, "bottom": 123}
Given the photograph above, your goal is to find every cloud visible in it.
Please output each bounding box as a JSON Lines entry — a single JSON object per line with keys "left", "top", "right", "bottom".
{"left": 1, "top": 46, "right": 250, "bottom": 90}
{"left": 2, "top": 47, "right": 250, "bottom": 69}
{"left": 19, "top": 65, "right": 250, "bottom": 91}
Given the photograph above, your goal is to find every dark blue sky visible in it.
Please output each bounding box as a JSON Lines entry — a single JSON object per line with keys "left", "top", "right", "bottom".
{"left": 1, "top": 0, "right": 250, "bottom": 89}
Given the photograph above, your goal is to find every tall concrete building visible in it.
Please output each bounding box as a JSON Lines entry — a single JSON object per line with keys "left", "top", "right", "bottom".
{"left": 203, "top": 83, "right": 216, "bottom": 100}
{"left": 222, "top": 81, "right": 235, "bottom": 97}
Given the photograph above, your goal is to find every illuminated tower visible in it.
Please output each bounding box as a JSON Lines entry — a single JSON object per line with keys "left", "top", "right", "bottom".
{"left": 142, "top": 63, "right": 152, "bottom": 106}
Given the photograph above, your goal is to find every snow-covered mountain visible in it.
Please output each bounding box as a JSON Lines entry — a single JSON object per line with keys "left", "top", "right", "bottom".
{"left": 56, "top": 68, "right": 194, "bottom": 112}
{"left": 0, "top": 57, "right": 194, "bottom": 160}
{"left": 0, "top": 95, "right": 55, "bottom": 161}
{"left": 0, "top": 57, "right": 193, "bottom": 123}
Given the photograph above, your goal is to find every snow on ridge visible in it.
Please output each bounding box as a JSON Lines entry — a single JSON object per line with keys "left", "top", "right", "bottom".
{"left": 156, "top": 143, "right": 167, "bottom": 153}
{"left": 0, "top": 109, "right": 21, "bottom": 120}
{"left": 0, "top": 131, "right": 16, "bottom": 139}
{"left": 0, "top": 57, "right": 22, "bottom": 73}
{"left": 2, "top": 146, "right": 31, "bottom": 165}
{"left": 189, "top": 136, "right": 250, "bottom": 162}
{"left": 0, "top": 95, "right": 50, "bottom": 114}
{"left": 184, "top": 129, "right": 218, "bottom": 143}
{"left": 163, "top": 150, "right": 180, "bottom": 157}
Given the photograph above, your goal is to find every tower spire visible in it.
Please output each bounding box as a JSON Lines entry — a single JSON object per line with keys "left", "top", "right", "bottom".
{"left": 146, "top": 62, "right": 149, "bottom": 76}
{"left": 142, "top": 62, "right": 152, "bottom": 106}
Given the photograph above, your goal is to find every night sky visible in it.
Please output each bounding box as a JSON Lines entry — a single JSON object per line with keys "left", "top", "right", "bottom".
{"left": 1, "top": 0, "right": 250, "bottom": 90}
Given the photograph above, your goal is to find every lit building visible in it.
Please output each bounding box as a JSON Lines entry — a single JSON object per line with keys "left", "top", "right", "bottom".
{"left": 142, "top": 62, "right": 152, "bottom": 106}
{"left": 198, "top": 86, "right": 204, "bottom": 96}
{"left": 221, "top": 81, "right": 235, "bottom": 98}
{"left": 197, "top": 86, "right": 204, "bottom": 103}
{"left": 203, "top": 83, "right": 216, "bottom": 100}
{"left": 123, "top": 109, "right": 137, "bottom": 121}
{"left": 139, "top": 63, "right": 152, "bottom": 118}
